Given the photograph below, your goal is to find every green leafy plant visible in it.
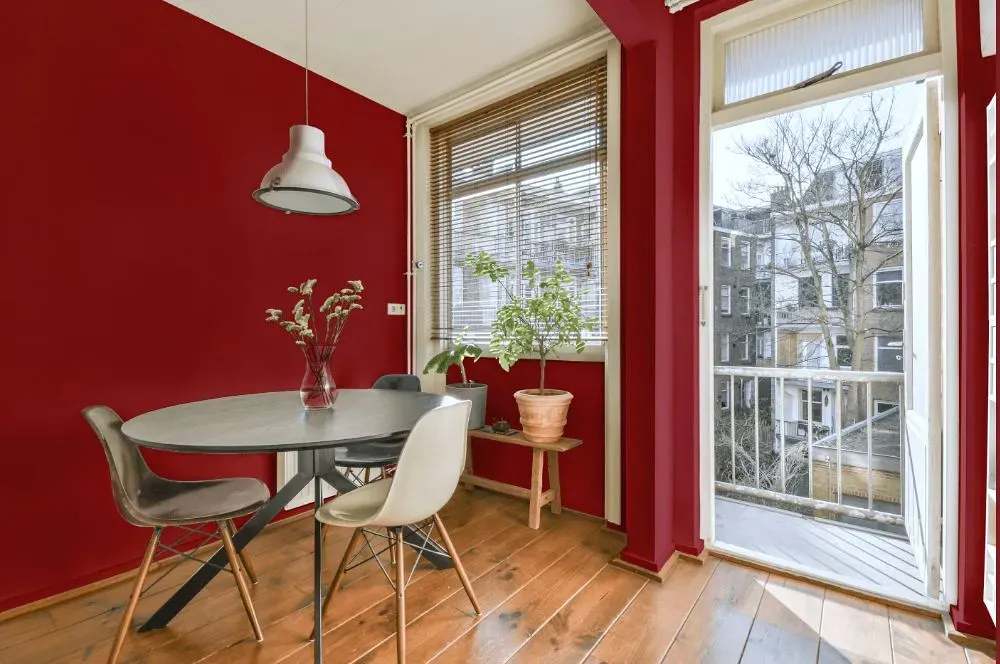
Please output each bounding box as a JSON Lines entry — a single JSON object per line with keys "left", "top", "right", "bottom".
{"left": 265, "top": 278, "right": 364, "bottom": 347}
{"left": 423, "top": 331, "right": 482, "bottom": 385}
{"left": 465, "top": 252, "right": 593, "bottom": 393}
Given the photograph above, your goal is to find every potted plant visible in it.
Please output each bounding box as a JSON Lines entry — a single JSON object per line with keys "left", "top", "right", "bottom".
{"left": 423, "top": 332, "right": 487, "bottom": 430}
{"left": 466, "top": 252, "right": 593, "bottom": 443}
{"left": 265, "top": 278, "right": 363, "bottom": 409}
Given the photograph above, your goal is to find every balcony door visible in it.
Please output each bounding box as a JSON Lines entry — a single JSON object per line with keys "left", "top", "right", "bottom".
{"left": 902, "top": 79, "right": 943, "bottom": 598}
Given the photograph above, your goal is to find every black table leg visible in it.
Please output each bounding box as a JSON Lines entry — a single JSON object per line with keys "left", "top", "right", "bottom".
{"left": 318, "top": 468, "right": 454, "bottom": 570}
{"left": 313, "top": 453, "right": 323, "bottom": 664}
{"left": 138, "top": 471, "right": 312, "bottom": 632}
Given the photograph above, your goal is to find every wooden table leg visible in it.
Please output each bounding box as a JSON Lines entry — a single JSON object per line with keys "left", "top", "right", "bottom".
{"left": 546, "top": 451, "right": 562, "bottom": 515}
{"left": 529, "top": 449, "right": 544, "bottom": 529}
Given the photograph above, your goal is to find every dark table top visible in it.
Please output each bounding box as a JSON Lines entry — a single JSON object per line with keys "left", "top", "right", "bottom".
{"left": 121, "top": 389, "right": 457, "bottom": 453}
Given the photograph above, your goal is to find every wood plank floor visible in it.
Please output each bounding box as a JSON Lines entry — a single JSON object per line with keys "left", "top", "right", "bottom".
{"left": 0, "top": 491, "right": 988, "bottom": 664}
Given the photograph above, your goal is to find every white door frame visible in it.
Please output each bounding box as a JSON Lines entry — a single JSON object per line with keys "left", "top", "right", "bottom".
{"left": 697, "top": 0, "right": 961, "bottom": 607}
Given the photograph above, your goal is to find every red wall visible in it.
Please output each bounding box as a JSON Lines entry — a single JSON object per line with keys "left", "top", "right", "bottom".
{"left": 457, "top": 359, "right": 606, "bottom": 518}
{"left": 0, "top": 0, "right": 406, "bottom": 612}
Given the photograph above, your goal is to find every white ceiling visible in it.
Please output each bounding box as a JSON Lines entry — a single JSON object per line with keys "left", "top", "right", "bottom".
{"left": 163, "top": 0, "right": 604, "bottom": 116}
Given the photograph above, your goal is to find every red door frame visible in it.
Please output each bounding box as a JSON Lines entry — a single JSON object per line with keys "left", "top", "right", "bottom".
{"left": 589, "top": 0, "right": 996, "bottom": 640}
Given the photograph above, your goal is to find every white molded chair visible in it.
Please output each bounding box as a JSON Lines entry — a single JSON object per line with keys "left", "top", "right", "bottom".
{"left": 313, "top": 400, "right": 479, "bottom": 663}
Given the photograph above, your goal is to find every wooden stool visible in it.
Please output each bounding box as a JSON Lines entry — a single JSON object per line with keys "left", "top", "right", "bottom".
{"left": 462, "top": 430, "right": 582, "bottom": 529}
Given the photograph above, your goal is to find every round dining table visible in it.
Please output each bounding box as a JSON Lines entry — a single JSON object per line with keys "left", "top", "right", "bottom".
{"left": 122, "top": 388, "right": 458, "bottom": 664}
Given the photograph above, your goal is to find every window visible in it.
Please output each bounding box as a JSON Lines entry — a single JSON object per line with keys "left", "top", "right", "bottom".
{"left": 800, "top": 388, "right": 823, "bottom": 422}
{"left": 756, "top": 243, "right": 772, "bottom": 270}
{"left": 871, "top": 199, "right": 904, "bottom": 243}
{"left": 721, "top": 0, "right": 929, "bottom": 105}
{"left": 720, "top": 285, "right": 732, "bottom": 315}
{"left": 832, "top": 272, "right": 851, "bottom": 310}
{"left": 721, "top": 333, "right": 730, "bottom": 363}
{"left": 757, "top": 333, "right": 773, "bottom": 359}
{"left": 740, "top": 241, "right": 751, "bottom": 269}
{"left": 720, "top": 235, "right": 732, "bottom": 267}
{"left": 835, "top": 334, "right": 853, "bottom": 368}
{"left": 875, "top": 335, "right": 904, "bottom": 372}
{"left": 739, "top": 287, "right": 751, "bottom": 315}
{"left": 741, "top": 334, "right": 751, "bottom": 361}
{"left": 798, "top": 337, "right": 828, "bottom": 368}
{"left": 874, "top": 268, "right": 903, "bottom": 308}
{"left": 428, "top": 59, "right": 608, "bottom": 342}
{"left": 719, "top": 380, "right": 730, "bottom": 410}
{"left": 875, "top": 400, "right": 898, "bottom": 414}
{"left": 798, "top": 277, "right": 819, "bottom": 308}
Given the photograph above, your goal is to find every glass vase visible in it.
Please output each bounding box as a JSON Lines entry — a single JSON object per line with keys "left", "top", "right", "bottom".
{"left": 299, "top": 344, "right": 338, "bottom": 409}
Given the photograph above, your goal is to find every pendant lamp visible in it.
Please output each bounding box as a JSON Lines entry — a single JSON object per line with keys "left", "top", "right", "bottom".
{"left": 252, "top": 0, "right": 358, "bottom": 215}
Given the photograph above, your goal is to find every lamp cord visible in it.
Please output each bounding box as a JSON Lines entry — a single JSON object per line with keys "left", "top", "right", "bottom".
{"left": 304, "top": 0, "right": 309, "bottom": 126}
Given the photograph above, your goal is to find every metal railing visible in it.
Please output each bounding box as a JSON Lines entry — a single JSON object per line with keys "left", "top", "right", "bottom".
{"left": 714, "top": 366, "right": 905, "bottom": 526}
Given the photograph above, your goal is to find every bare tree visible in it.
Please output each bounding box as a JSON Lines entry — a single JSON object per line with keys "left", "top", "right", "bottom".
{"left": 730, "top": 92, "right": 907, "bottom": 417}
{"left": 715, "top": 410, "right": 809, "bottom": 494}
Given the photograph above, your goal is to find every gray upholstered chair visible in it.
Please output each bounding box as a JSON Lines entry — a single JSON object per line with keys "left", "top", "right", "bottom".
{"left": 334, "top": 374, "right": 421, "bottom": 484}
{"left": 82, "top": 405, "right": 270, "bottom": 664}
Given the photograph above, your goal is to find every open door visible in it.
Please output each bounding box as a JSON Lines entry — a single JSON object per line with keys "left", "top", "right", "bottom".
{"left": 902, "top": 79, "right": 943, "bottom": 599}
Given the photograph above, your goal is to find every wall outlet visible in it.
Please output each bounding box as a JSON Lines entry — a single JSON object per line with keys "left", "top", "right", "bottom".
{"left": 387, "top": 303, "right": 406, "bottom": 316}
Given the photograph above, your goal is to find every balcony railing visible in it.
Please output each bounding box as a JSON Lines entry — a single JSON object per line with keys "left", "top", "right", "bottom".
{"left": 714, "top": 366, "right": 905, "bottom": 526}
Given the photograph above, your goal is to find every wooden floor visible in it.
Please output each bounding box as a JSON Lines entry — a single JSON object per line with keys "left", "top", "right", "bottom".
{"left": 715, "top": 497, "right": 926, "bottom": 605}
{"left": 0, "top": 491, "right": 990, "bottom": 664}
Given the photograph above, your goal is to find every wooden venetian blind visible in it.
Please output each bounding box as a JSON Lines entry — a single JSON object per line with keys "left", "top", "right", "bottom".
{"left": 429, "top": 58, "right": 608, "bottom": 343}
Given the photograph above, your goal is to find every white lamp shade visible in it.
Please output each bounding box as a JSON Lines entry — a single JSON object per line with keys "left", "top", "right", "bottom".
{"left": 253, "top": 125, "right": 359, "bottom": 215}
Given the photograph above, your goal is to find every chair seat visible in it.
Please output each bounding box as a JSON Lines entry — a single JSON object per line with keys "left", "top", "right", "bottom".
{"left": 315, "top": 478, "right": 393, "bottom": 527}
{"left": 135, "top": 477, "right": 270, "bottom": 527}
{"left": 334, "top": 440, "right": 404, "bottom": 468}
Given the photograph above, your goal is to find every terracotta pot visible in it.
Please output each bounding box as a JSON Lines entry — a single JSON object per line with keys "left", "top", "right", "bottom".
{"left": 514, "top": 389, "right": 573, "bottom": 443}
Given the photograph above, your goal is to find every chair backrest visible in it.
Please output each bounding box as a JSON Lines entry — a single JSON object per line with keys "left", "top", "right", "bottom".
{"left": 82, "top": 405, "right": 154, "bottom": 527}
{"left": 372, "top": 374, "right": 421, "bottom": 391}
{"left": 372, "top": 400, "right": 471, "bottom": 527}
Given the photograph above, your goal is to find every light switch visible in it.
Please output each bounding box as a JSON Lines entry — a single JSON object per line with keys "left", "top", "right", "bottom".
{"left": 387, "top": 303, "right": 406, "bottom": 316}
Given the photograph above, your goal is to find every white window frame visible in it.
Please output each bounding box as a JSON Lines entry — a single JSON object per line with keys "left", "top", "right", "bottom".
{"left": 739, "top": 286, "right": 751, "bottom": 315}
{"left": 720, "top": 284, "right": 732, "bottom": 315}
{"left": 699, "top": 2, "right": 961, "bottom": 603}
{"left": 741, "top": 334, "right": 751, "bottom": 361}
{"left": 411, "top": 31, "right": 622, "bottom": 523}
{"left": 873, "top": 267, "right": 904, "bottom": 309}
{"left": 740, "top": 241, "right": 751, "bottom": 269}
{"left": 721, "top": 333, "right": 731, "bottom": 363}
{"left": 721, "top": 235, "right": 733, "bottom": 267}
{"left": 720, "top": 379, "right": 731, "bottom": 410}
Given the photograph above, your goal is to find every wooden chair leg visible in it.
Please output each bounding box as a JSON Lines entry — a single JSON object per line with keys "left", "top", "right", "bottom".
{"left": 394, "top": 528, "right": 407, "bottom": 664}
{"left": 107, "top": 529, "right": 160, "bottom": 664}
{"left": 463, "top": 437, "right": 475, "bottom": 491}
{"left": 219, "top": 521, "right": 263, "bottom": 642}
{"left": 546, "top": 451, "right": 562, "bottom": 515}
{"left": 226, "top": 519, "right": 258, "bottom": 585}
{"left": 364, "top": 467, "right": 371, "bottom": 484}
{"left": 432, "top": 513, "right": 481, "bottom": 614}
{"left": 310, "top": 527, "right": 363, "bottom": 641}
{"left": 528, "top": 448, "right": 544, "bottom": 529}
